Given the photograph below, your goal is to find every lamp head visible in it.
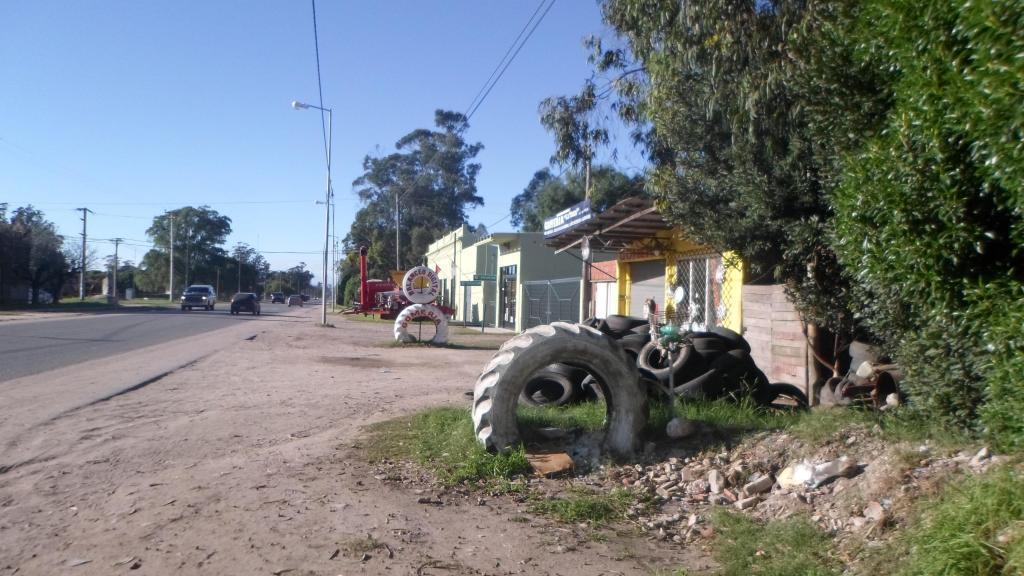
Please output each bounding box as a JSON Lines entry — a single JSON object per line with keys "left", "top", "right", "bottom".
{"left": 291, "top": 100, "right": 309, "bottom": 110}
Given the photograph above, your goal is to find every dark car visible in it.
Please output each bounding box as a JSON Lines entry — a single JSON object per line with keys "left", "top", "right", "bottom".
{"left": 270, "top": 292, "right": 285, "bottom": 303}
{"left": 286, "top": 295, "right": 303, "bottom": 307}
{"left": 181, "top": 284, "right": 216, "bottom": 311}
{"left": 300, "top": 294, "right": 310, "bottom": 302}
{"left": 230, "top": 292, "right": 261, "bottom": 315}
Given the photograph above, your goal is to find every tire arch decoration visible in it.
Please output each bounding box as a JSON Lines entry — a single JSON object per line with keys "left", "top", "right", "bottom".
{"left": 394, "top": 303, "right": 449, "bottom": 344}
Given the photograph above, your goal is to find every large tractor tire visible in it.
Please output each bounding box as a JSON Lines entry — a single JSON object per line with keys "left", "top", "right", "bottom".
{"left": 472, "top": 322, "right": 646, "bottom": 459}
{"left": 393, "top": 304, "right": 449, "bottom": 344}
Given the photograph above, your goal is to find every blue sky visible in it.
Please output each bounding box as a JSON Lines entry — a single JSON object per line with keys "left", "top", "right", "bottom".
{"left": 1, "top": 1, "right": 644, "bottom": 282}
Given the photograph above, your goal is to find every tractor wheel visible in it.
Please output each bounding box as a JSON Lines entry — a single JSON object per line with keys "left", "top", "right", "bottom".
{"left": 472, "top": 322, "right": 646, "bottom": 459}
{"left": 393, "top": 304, "right": 449, "bottom": 344}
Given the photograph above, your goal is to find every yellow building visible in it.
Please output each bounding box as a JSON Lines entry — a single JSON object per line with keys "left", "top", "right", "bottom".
{"left": 545, "top": 197, "right": 743, "bottom": 333}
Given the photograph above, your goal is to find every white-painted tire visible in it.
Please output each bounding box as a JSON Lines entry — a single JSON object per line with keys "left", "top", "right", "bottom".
{"left": 401, "top": 266, "right": 441, "bottom": 304}
{"left": 393, "top": 304, "right": 449, "bottom": 344}
{"left": 472, "top": 322, "right": 647, "bottom": 460}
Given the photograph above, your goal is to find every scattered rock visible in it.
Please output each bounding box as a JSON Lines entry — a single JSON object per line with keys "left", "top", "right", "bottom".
{"left": 777, "top": 462, "right": 813, "bottom": 489}
{"left": 708, "top": 470, "right": 724, "bottom": 494}
{"left": 666, "top": 417, "right": 698, "bottom": 439}
{"left": 969, "top": 447, "right": 990, "bottom": 468}
{"left": 735, "top": 496, "right": 760, "bottom": 510}
{"left": 810, "top": 456, "right": 860, "bottom": 488}
{"left": 863, "top": 501, "right": 885, "bottom": 523}
{"left": 742, "top": 475, "right": 774, "bottom": 496}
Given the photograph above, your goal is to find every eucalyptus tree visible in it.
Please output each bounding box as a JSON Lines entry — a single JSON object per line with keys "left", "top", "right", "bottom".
{"left": 348, "top": 110, "right": 484, "bottom": 278}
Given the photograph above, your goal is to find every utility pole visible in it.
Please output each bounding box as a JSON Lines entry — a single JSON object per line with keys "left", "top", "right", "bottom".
{"left": 236, "top": 245, "right": 242, "bottom": 293}
{"left": 168, "top": 214, "right": 175, "bottom": 302}
{"left": 112, "top": 238, "right": 122, "bottom": 306}
{"left": 77, "top": 207, "right": 92, "bottom": 300}
{"left": 395, "top": 191, "right": 401, "bottom": 271}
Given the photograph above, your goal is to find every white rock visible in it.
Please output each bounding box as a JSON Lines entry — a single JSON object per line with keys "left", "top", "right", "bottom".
{"left": 777, "top": 461, "right": 814, "bottom": 489}
{"left": 666, "top": 417, "right": 698, "bottom": 438}
{"left": 708, "top": 469, "right": 724, "bottom": 494}
{"left": 742, "top": 475, "right": 774, "bottom": 496}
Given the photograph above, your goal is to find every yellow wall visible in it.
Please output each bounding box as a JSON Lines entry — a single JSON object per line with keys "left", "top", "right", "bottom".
{"left": 615, "top": 229, "right": 744, "bottom": 332}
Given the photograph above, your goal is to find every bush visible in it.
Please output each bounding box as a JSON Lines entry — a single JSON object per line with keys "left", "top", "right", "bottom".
{"left": 830, "top": 0, "right": 1024, "bottom": 448}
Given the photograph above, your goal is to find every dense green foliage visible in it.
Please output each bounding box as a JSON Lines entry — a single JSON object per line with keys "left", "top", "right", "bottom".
{"left": 827, "top": 0, "right": 1024, "bottom": 444}
{"left": 509, "top": 165, "right": 644, "bottom": 231}
{"left": 0, "top": 204, "right": 72, "bottom": 305}
{"left": 347, "top": 110, "right": 483, "bottom": 279}
{"left": 547, "top": 0, "right": 1023, "bottom": 447}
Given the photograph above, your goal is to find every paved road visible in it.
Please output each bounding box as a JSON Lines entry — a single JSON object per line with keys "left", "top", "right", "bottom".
{"left": 0, "top": 303, "right": 303, "bottom": 383}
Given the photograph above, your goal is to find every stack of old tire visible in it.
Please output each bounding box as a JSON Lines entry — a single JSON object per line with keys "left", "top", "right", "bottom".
{"left": 637, "top": 326, "right": 807, "bottom": 407}
{"left": 519, "top": 315, "right": 651, "bottom": 407}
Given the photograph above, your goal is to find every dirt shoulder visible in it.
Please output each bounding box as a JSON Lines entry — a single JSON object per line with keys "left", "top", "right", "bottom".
{"left": 0, "top": 311, "right": 701, "bottom": 575}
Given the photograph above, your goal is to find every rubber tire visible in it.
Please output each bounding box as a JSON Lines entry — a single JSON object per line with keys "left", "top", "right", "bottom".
{"left": 618, "top": 333, "right": 651, "bottom": 365}
{"left": 758, "top": 383, "right": 809, "bottom": 409}
{"left": 710, "top": 326, "right": 751, "bottom": 353}
{"left": 473, "top": 322, "right": 646, "bottom": 459}
{"left": 602, "top": 314, "right": 650, "bottom": 335}
{"left": 519, "top": 366, "right": 577, "bottom": 407}
{"left": 393, "top": 304, "right": 449, "bottom": 344}
{"left": 638, "top": 341, "right": 693, "bottom": 384}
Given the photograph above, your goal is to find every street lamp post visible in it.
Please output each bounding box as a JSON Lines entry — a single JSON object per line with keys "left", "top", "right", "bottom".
{"left": 292, "top": 100, "right": 332, "bottom": 326}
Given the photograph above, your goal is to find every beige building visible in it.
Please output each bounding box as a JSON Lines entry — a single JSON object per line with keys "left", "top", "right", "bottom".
{"left": 425, "top": 229, "right": 586, "bottom": 331}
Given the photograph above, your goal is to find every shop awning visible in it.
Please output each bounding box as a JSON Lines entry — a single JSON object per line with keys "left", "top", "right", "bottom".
{"left": 544, "top": 197, "right": 671, "bottom": 253}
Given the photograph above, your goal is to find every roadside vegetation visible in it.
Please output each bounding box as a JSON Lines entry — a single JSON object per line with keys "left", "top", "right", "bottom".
{"left": 364, "top": 395, "right": 1024, "bottom": 574}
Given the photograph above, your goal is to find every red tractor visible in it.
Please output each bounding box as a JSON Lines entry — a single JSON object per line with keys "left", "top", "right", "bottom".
{"left": 349, "top": 246, "right": 453, "bottom": 320}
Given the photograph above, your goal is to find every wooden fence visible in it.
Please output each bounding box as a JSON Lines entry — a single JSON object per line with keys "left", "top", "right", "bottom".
{"left": 742, "top": 284, "right": 810, "bottom": 392}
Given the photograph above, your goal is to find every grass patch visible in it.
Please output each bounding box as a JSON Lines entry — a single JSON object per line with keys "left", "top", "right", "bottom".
{"left": 342, "top": 313, "right": 393, "bottom": 324}
{"left": 788, "top": 406, "right": 972, "bottom": 447}
{"left": 364, "top": 407, "right": 529, "bottom": 489}
{"left": 530, "top": 486, "right": 637, "bottom": 525}
{"left": 866, "top": 464, "right": 1024, "bottom": 576}
{"left": 518, "top": 401, "right": 608, "bottom": 432}
{"left": 710, "top": 509, "right": 840, "bottom": 576}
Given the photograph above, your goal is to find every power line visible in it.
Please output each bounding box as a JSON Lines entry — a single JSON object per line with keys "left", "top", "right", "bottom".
{"left": 466, "top": 0, "right": 557, "bottom": 120}
{"left": 464, "top": 0, "right": 549, "bottom": 117}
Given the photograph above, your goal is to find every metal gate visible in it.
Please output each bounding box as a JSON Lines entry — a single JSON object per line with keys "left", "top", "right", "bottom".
{"left": 523, "top": 277, "right": 580, "bottom": 328}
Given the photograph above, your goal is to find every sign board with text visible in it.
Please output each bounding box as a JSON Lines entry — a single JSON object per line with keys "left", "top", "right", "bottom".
{"left": 473, "top": 274, "right": 496, "bottom": 281}
{"left": 543, "top": 199, "right": 593, "bottom": 238}
{"left": 460, "top": 280, "right": 482, "bottom": 287}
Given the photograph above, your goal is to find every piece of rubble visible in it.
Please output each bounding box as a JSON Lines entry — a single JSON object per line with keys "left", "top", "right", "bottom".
{"left": 810, "top": 456, "right": 860, "bottom": 488}
{"left": 686, "top": 479, "right": 710, "bottom": 496}
{"left": 777, "top": 462, "right": 813, "bottom": 489}
{"left": 863, "top": 501, "right": 885, "bottom": 523}
{"left": 526, "top": 453, "right": 574, "bottom": 478}
{"left": 708, "top": 470, "right": 724, "bottom": 494}
{"left": 680, "top": 468, "right": 698, "bottom": 482}
{"left": 885, "top": 393, "right": 900, "bottom": 408}
{"left": 735, "top": 496, "right": 760, "bottom": 510}
{"left": 969, "top": 447, "right": 990, "bottom": 468}
{"left": 742, "top": 475, "right": 774, "bottom": 496}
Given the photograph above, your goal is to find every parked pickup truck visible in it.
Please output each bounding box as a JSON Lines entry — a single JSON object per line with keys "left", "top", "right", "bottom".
{"left": 181, "top": 284, "right": 217, "bottom": 311}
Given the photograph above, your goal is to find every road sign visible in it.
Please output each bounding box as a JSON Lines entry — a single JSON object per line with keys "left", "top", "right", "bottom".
{"left": 460, "top": 280, "right": 481, "bottom": 287}
{"left": 473, "top": 274, "right": 496, "bottom": 281}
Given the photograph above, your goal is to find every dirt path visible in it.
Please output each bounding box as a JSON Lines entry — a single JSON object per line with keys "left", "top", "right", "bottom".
{"left": 0, "top": 311, "right": 704, "bottom": 575}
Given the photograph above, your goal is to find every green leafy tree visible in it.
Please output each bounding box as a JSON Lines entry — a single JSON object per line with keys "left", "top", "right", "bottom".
{"left": 510, "top": 166, "right": 644, "bottom": 232}
{"left": 137, "top": 206, "right": 232, "bottom": 294}
{"left": 825, "top": 0, "right": 1024, "bottom": 445}
{"left": 348, "top": 110, "right": 484, "bottom": 278}
{"left": 3, "top": 206, "right": 71, "bottom": 304}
